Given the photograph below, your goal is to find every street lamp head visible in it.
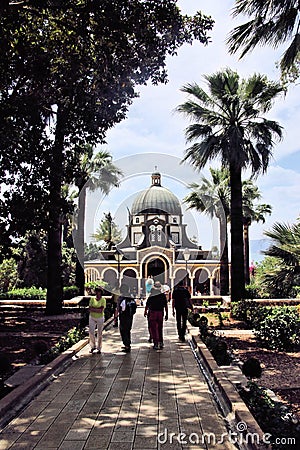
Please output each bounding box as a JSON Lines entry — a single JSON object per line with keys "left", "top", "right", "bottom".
{"left": 114, "top": 247, "right": 124, "bottom": 262}
{"left": 183, "top": 248, "right": 191, "bottom": 262}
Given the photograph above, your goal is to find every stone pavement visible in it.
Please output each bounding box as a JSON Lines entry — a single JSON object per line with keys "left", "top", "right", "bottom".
{"left": 0, "top": 308, "right": 236, "bottom": 450}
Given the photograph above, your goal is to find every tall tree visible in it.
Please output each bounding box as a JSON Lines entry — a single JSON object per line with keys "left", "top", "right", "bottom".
{"left": 242, "top": 180, "right": 272, "bottom": 284}
{"left": 72, "top": 146, "right": 122, "bottom": 295}
{"left": 184, "top": 168, "right": 230, "bottom": 295}
{"left": 0, "top": 1, "right": 214, "bottom": 314}
{"left": 177, "top": 68, "right": 283, "bottom": 301}
{"left": 92, "top": 212, "right": 122, "bottom": 250}
{"left": 227, "top": 0, "right": 300, "bottom": 84}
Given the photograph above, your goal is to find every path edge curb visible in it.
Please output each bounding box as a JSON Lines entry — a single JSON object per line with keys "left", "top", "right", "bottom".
{"left": 189, "top": 328, "right": 271, "bottom": 450}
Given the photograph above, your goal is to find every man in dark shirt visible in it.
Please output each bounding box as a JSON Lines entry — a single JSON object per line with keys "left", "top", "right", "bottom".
{"left": 144, "top": 281, "right": 168, "bottom": 350}
{"left": 172, "top": 281, "right": 193, "bottom": 342}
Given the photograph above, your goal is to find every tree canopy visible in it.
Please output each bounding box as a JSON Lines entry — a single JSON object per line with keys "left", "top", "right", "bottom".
{"left": 0, "top": 1, "right": 214, "bottom": 313}
{"left": 227, "top": 0, "right": 300, "bottom": 84}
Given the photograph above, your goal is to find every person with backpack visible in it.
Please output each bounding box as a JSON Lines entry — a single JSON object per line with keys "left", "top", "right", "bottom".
{"left": 172, "top": 280, "right": 193, "bottom": 342}
{"left": 117, "top": 283, "right": 137, "bottom": 353}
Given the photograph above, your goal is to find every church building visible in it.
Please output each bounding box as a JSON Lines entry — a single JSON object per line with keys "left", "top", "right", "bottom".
{"left": 84, "top": 170, "right": 221, "bottom": 298}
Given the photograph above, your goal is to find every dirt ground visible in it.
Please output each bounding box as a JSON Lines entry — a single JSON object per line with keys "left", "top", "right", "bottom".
{"left": 0, "top": 307, "right": 83, "bottom": 382}
{"left": 0, "top": 307, "right": 299, "bottom": 422}
{"left": 216, "top": 318, "right": 300, "bottom": 422}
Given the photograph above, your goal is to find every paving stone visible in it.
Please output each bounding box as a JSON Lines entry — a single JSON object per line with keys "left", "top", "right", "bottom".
{"left": 0, "top": 310, "right": 236, "bottom": 450}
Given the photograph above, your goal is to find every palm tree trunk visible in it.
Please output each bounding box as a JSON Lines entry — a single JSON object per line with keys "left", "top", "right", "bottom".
{"left": 230, "top": 164, "right": 245, "bottom": 301}
{"left": 243, "top": 220, "right": 251, "bottom": 285}
{"left": 219, "top": 215, "right": 229, "bottom": 295}
{"left": 46, "top": 107, "right": 64, "bottom": 315}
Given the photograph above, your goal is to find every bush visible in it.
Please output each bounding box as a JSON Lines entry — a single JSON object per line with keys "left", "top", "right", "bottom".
{"left": 0, "top": 287, "right": 46, "bottom": 300}
{"left": 63, "top": 285, "right": 80, "bottom": 300}
{"left": 253, "top": 306, "right": 300, "bottom": 351}
{"left": 242, "top": 357, "right": 262, "bottom": 379}
{"left": 240, "top": 382, "right": 300, "bottom": 449}
{"left": 203, "top": 332, "right": 232, "bottom": 366}
{"left": 230, "top": 299, "right": 257, "bottom": 323}
{"left": 39, "top": 327, "right": 86, "bottom": 365}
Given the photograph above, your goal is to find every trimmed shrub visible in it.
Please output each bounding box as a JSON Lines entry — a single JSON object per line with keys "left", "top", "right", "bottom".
{"left": 242, "top": 357, "right": 262, "bottom": 379}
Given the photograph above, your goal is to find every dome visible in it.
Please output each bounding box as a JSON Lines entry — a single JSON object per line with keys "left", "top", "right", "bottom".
{"left": 131, "top": 172, "right": 182, "bottom": 216}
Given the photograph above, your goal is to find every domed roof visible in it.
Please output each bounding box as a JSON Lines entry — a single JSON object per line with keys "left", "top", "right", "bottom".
{"left": 131, "top": 172, "right": 182, "bottom": 216}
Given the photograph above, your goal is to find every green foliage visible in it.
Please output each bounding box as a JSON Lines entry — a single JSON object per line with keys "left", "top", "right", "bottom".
{"left": 0, "top": 285, "right": 80, "bottom": 300}
{"left": 91, "top": 212, "right": 123, "bottom": 250}
{"left": 63, "top": 286, "right": 80, "bottom": 300}
{"left": 85, "top": 281, "right": 108, "bottom": 293}
{"left": 260, "top": 221, "right": 300, "bottom": 298}
{"left": 204, "top": 332, "right": 232, "bottom": 366}
{"left": 1, "top": 1, "right": 214, "bottom": 312}
{"left": 244, "top": 282, "right": 260, "bottom": 299}
{"left": 0, "top": 287, "right": 46, "bottom": 300}
{"left": 240, "top": 382, "right": 300, "bottom": 449}
{"left": 177, "top": 68, "right": 283, "bottom": 302}
{"left": 39, "top": 327, "right": 86, "bottom": 365}
{"left": 227, "top": 0, "right": 300, "bottom": 84}
{"left": 230, "top": 299, "right": 258, "bottom": 323}
{"left": 16, "top": 233, "right": 47, "bottom": 288}
{"left": 0, "top": 258, "right": 18, "bottom": 293}
{"left": 84, "top": 242, "right": 101, "bottom": 261}
{"left": 253, "top": 306, "right": 300, "bottom": 351}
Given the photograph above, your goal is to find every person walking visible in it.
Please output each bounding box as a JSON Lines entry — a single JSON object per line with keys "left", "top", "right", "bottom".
{"left": 172, "top": 281, "right": 193, "bottom": 342}
{"left": 145, "top": 275, "right": 154, "bottom": 299}
{"left": 144, "top": 281, "right": 168, "bottom": 350}
{"left": 118, "top": 283, "right": 137, "bottom": 353}
{"left": 89, "top": 286, "right": 106, "bottom": 354}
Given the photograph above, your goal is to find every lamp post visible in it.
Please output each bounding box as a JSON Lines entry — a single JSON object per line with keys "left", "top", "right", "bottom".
{"left": 183, "top": 248, "right": 191, "bottom": 286}
{"left": 114, "top": 247, "right": 124, "bottom": 286}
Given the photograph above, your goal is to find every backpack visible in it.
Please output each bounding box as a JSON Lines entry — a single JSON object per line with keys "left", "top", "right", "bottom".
{"left": 119, "top": 296, "right": 137, "bottom": 316}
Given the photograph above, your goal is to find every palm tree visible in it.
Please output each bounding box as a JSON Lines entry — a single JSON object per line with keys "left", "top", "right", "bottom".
{"left": 184, "top": 167, "right": 230, "bottom": 295}
{"left": 92, "top": 212, "right": 123, "bottom": 250}
{"left": 177, "top": 68, "right": 283, "bottom": 301}
{"left": 242, "top": 180, "right": 272, "bottom": 284}
{"left": 227, "top": 0, "right": 300, "bottom": 83}
{"left": 73, "top": 146, "right": 123, "bottom": 294}
{"left": 262, "top": 219, "right": 300, "bottom": 297}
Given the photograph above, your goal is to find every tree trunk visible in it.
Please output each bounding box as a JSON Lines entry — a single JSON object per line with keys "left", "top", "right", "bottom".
{"left": 46, "top": 107, "right": 65, "bottom": 315}
{"left": 244, "top": 220, "right": 251, "bottom": 285}
{"left": 219, "top": 215, "right": 229, "bottom": 295}
{"left": 75, "top": 183, "right": 86, "bottom": 295}
{"left": 230, "top": 164, "right": 245, "bottom": 301}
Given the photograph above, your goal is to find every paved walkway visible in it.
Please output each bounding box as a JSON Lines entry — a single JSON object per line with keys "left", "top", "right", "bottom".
{"left": 0, "top": 308, "right": 235, "bottom": 450}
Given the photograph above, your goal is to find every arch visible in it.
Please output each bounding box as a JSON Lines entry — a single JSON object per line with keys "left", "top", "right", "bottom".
{"left": 84, "top": 267, "right": 100, "bottom": 283}
{"left": 122, "top": 268, "right": 139, "bottom": 297}
{"left": 140, "top": 251, "right": 173, "bottom": 270}
{"left": 194, "top": 267, "right": 211, "bottom": 295}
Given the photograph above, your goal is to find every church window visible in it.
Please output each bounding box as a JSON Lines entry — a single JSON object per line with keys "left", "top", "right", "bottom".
{"left": 134, "top": 233, "right": 141, "bottom": 244}
{"left": 136, "top": 217, "right": 140, "bottom": 223}
{"left": 171, "top": 232, "right": 179, "bottom": 244}
{"left": 173, "top": 217, "right": 177, "bottom": 223}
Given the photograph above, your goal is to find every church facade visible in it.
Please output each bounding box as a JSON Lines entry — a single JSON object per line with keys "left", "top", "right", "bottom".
{"left": 84, "top": 171, "right": 221, "bottom": 297}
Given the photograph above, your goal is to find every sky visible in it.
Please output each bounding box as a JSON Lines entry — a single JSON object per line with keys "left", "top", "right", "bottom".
{"left": 84, "top": 0, "right": 300, "bottom": 262}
